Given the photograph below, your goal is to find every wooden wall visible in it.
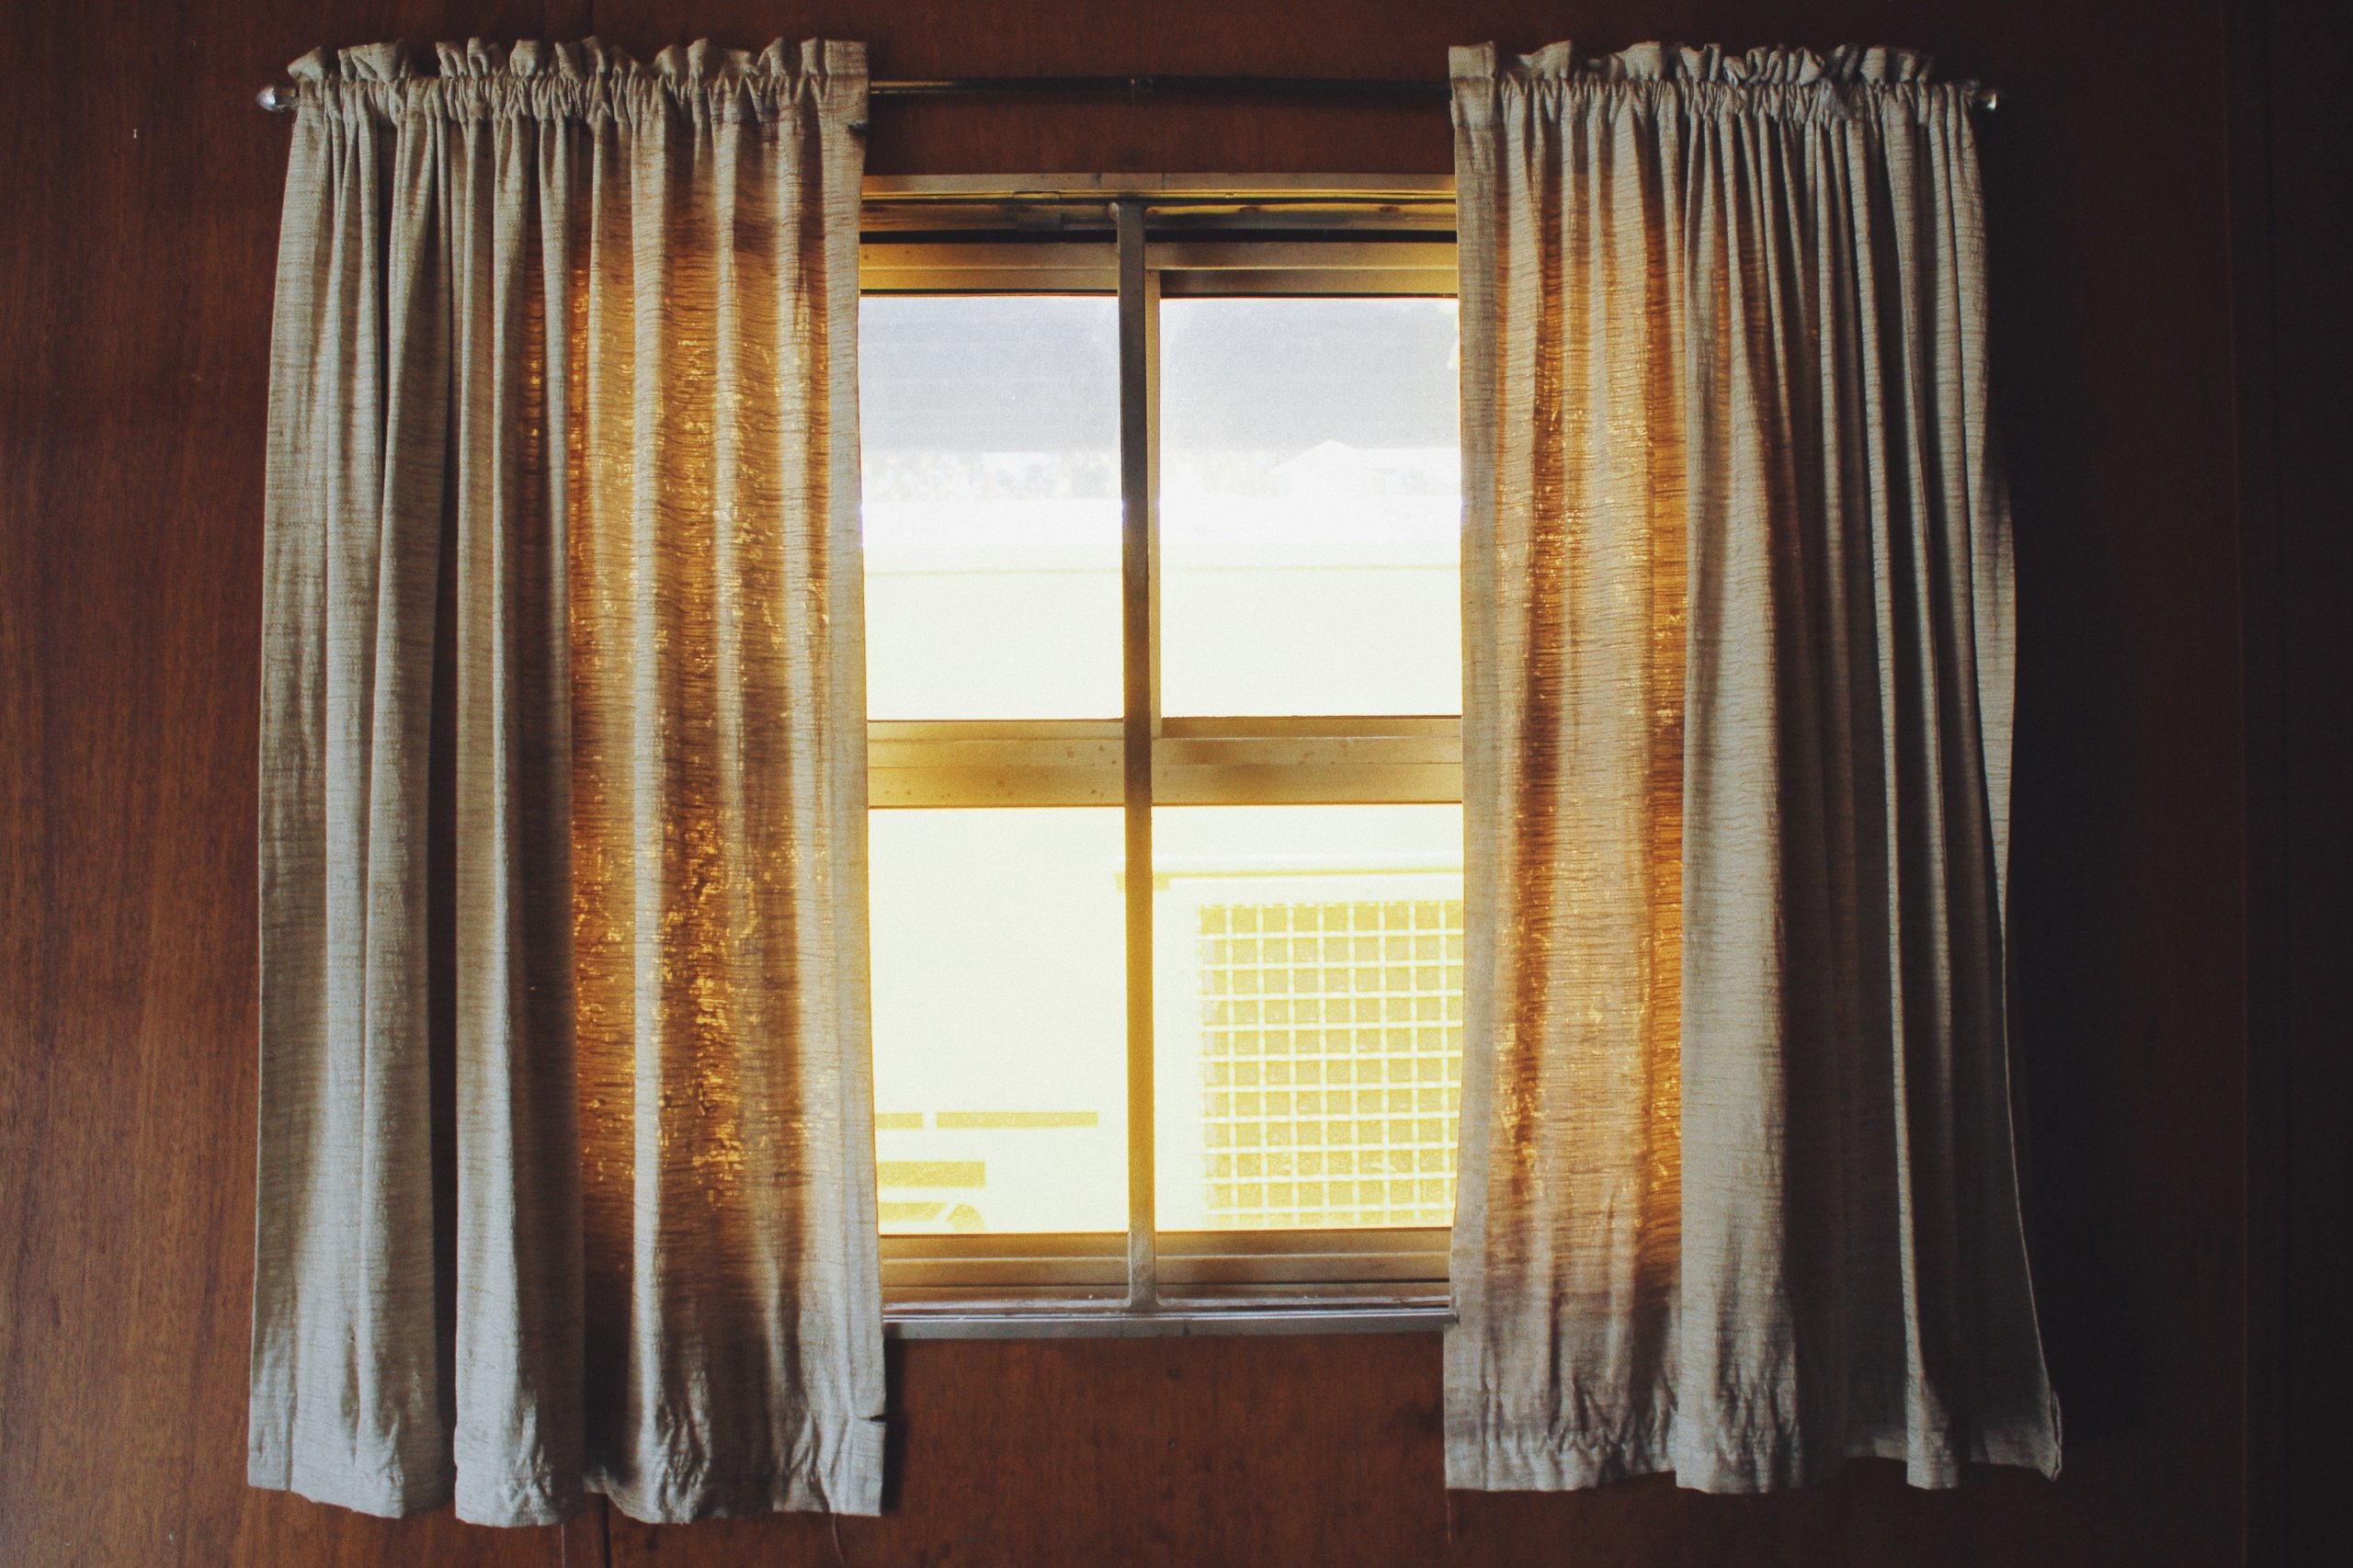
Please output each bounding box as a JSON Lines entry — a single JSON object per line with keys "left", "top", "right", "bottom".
{"left": 1, "top": 0, "right": 2310, "bottom": 1563}
{"left": 2229, "top": 3, "right": 2352, "bottom": 1564}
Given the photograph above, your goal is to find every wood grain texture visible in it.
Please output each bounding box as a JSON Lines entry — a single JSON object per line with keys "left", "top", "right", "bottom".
{"left": 0, "top": 1, "right": 2280, "bottom": 1564}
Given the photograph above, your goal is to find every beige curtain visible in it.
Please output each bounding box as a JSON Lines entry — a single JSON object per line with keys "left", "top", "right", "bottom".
{"left": 1446, "top": 41, "right": 2060, "bottom": 1491}
{"left": 250, "top": 39, "right": 881, "bottom": 1526}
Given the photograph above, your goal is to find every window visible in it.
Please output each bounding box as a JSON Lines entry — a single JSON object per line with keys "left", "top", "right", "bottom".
{"left": 859, "top": 179, "right": 1460, "bottom": 1331}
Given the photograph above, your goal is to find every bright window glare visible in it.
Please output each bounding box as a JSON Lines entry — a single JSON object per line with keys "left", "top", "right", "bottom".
{"left": 869, "top": 809, "right": 1127, "bottom": 1233}
{"left": 861, "top": 290, "right": 1469, "bottom": 1242}
{"left": 860, "top": 296, "right": 1121, "bottom": 720}
{"left": 1160, "top": 298, "right": 1462, "bottom": 718}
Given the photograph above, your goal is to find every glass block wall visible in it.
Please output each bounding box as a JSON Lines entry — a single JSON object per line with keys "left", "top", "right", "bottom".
{"left": 1196, "top": 897, "right": 1465, "bottom": 1227}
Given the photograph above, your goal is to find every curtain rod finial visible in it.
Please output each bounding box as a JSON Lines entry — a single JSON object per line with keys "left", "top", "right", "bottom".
{"left": 257, "top": 84, "right": 295, "bottom": 113}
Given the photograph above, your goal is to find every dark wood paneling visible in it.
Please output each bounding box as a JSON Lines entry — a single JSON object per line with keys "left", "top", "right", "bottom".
{"left": 2228, "top": 2, "right": 2353, "bottom": 1562}
{"left": 2267, "top": 0, "right": 2353, "bottom": 1545}
{"left": 0, "top": 2, "right": 2268, "bottom": 1565}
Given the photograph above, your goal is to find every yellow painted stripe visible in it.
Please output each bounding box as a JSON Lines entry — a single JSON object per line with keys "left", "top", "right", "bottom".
{"left": 875, "top": 1112, "right": 925, "bottom": 1131}
{"left": 933, "top": 1110, "right": 1101, "bottom": 1130}
{"left": 877, "top": 1161, "right": 986, "bottom": 1188}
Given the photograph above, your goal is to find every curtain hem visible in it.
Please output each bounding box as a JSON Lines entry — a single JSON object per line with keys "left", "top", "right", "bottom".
{"left": 249, "top": 1414, "right": 888, "bottom": 1524}
{"left": 1445, "top": 1413, "right": 2063, "bottom": 1494}
{"left": 587, "top": 1414, "right": 888, "bottom": 1523}
{"left": 452, "top": 1460, "right": 585, "bottom": 1527}
{"left": 248, "top": 1449, "right": 457, "bottom": 1521}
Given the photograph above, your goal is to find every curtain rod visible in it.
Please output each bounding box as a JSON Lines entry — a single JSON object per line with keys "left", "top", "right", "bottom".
{"left": 256, "top": 74, "right": 1998, "bottom": 112}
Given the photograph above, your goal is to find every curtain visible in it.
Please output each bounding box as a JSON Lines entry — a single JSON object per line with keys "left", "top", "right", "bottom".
{"left": 250, "top": 39, "right": 881, "bottom": 1526}
{"left": 1446, "top": 40, "right": 2061, "bottom": 1492}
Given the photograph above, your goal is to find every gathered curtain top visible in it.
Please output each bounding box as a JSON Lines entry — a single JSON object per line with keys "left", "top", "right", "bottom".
{"left": 284, "top": 37, "right": 866, "bottom": 123}
{"left": 1450, "top": 40, "right": 1985, "bottom": 122}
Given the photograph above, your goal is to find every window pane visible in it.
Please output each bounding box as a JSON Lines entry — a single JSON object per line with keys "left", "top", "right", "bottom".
{"left": 1159, "top": 298, "right": 1461, "bottom": 718}
{"left": 870, "top": 809, "right": 1127, "bottom": 1233}
{"left": 861, "top": 296, "right": 1121, "bottom": 720}
{"left": 1152, "top": 804, "right": 1465, "bottom": 1231}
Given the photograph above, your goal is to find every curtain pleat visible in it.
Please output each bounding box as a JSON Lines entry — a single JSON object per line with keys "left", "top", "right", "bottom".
{"left": 1446, "top": 40, "right": 2059, "bottom": 1493}
{"left": 252, "top": 37, "right": 881, "bottom": 1526}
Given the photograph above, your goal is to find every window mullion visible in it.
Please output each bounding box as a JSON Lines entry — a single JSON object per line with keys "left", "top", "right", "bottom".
{"left": 1117, "top": 199, "right": 1163, "bottom": 1310}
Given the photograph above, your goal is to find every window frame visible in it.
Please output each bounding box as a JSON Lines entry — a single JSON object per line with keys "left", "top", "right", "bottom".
{"left": 860, "top": 176, "right": 1461, "bottom": 1336}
